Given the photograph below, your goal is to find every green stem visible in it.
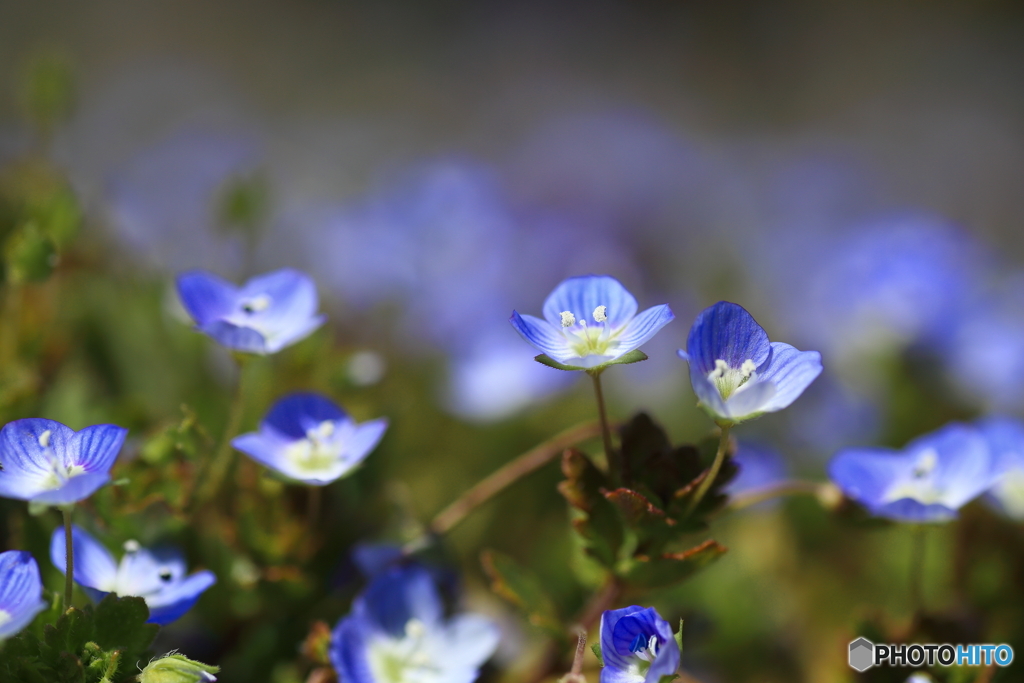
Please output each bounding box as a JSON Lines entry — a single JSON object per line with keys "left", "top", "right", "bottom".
{"left": 910, "top": 525, "right": 926, "bottom": 614}
{"left": 590, "top": 370, "right": 621, "bottom": 481}
{"left": 725, "top": 480, "right": 826, "bottom": 512}
{"left": 194, "top": 362, "right": 247, "bottom": 507}
{"left": 63, "top": 508, "right": 73, "bottom": 609}
{"left": 685, "top": 424, "right": 731, "bottom": 517}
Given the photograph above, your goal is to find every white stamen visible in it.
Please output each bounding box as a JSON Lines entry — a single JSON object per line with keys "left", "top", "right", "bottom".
{"left": 307, "top": 420, "right": 336, "bottom": 441}
{"left": 913, "top": 450, "right": 938, "bottom": 478}
{"left": 709, "top": 359, "right": 729, "bottom": 380}
{"left": 123, "top": 539, "right": 141, "bottom": 553}
{"left": 242, "top": 294, "right": 272, "bottom": 314}
{"left": 740, "top": 359, "right": 757, "bottom": 376}
{"left": 560, "top": 311, "right": 576, "bottom": 327}
{"left": 405, "top": 619, "right": 426, "bottom": 639}
{"left": 38, "top": 430, "right": 52, "bottom": 448}
{"left": 593, "top": 305, "right": 608, "bottom": 323}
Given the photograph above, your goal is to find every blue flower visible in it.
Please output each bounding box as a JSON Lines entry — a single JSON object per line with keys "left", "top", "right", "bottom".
{"left": 510, "top": 275, "right": 674, "bottom": 370}
{"left": 726, "top": 442, "right": 787, "bottom": 497}
{"left": 50, "top": 525, "right": 215, "bottom": 625}
{"left": 678, "top": 302, "right": 822, "bottom": 424}
{"left": 0, "top": 419, "right": 127, "bottom": 506}
{"left": 232, "top": 393, "right": 387, "bottom": 485}
{"left": 599, "top": 605, "right": 679, "bottom": 683}
{"left": 0, "top": 550, "right": 47, "bottom": 641}
{"left": 828, "top": 423, "right": 1000, "bottom": 523}
{"left": 976, "top": 417, "right": 1024, "bottom": 520}
{"left": 330, "top": 564, "right": 499, "bottom": 683}
{"left": 176, "top": 268, "right": 326, "bottom": 354}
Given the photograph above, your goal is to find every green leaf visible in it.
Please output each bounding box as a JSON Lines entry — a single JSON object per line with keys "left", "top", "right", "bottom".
{"left": 92, "top": 595, "right": 158, "bottom": 673}
{"left": 590, "top": 641, "right": 603, "bottom": 666}
{"left": 624, "top": 540, "right": 728, "bottom": 588}
{"left": 43, "top": 608, "right": 91, "bottom": 662}
{"left": 603, "top": 488, "right": 677, "bottom": 556}
{"left": 481, "top": 550, "right": 564, "bottom": 638}
{"left": 558, "top": 449, "right": 623, "bottom": 568}
{"left": 533, "top": 350, "right": 648, "bottom": 373}
{"left": 675, "top": 619, "right": 684, "bottom": 654}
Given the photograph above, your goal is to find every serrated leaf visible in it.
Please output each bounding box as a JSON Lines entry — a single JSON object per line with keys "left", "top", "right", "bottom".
{"left": 92, "top": 595, "right": 158, "bottom": 672}
{"left": 55, "top": 650, "right": 86, "bottom": 683}
{"left": 625, "top": 540, "right": 728, "bottom": 588}
{"left": 603, "top": 488, "right": 677, "bottom": 556}
{"left": 43, "top": 608, "right": 91, "bottom": 663}
{"left": 558, "top": 449, "right": 623, "bottom": 568}
{"left": 481, "top": 550, "right": 564, "bottom": 638}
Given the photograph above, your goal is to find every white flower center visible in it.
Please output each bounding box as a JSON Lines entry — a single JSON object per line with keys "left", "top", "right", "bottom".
{"left": 284, "top": 420, "right": 341, "bottom": 473}
{"left": 241, "top": 294, "right": 272, "bottom": 314}
{"left": 367, "top": 618, "right": 441, "bottom": 683}
{"left": 559, "top": 304, "right": 622, "bottom": 358}
{"left": 707, "top": 358, "right": 757, "bottom": 399}
{"left": 882, "top": 448, "right": 946, "bottom": 505}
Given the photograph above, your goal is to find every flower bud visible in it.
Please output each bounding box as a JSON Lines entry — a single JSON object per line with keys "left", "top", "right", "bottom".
{"left": 138, "top": 654, "right": 219, "bottom": 683}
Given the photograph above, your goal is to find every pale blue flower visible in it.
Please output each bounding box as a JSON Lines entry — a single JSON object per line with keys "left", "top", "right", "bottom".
{"left": 232, "top": 393, "right": 387, "bottom": 485}
{"left": 51, "top": 525, "right": 215, "bottom": 625}
{"left": 511, "top": 275, "right": 674, "bottom": 370}
{"left": 679, "top": 301, "right": 822, "bottom": 424}
{"left": 176, "top": 268, "right": 325, "bottom": 354}
{"left": 599, "top": 605, "right": 679, "bottom": 683}
{"left": 0, "top": 418, "right": 126, "bottom": 506}
{"left": 0, "top": 550, "right": 47, "bottom": 641}
{"left": 976, "top": 416, "right": 1024, "bottom": 520}
{"left": 330, "top": 564, "right": 499, "bottom": 683}
{"left": 828, "top": 423, "right": 1000, "bottom": 523}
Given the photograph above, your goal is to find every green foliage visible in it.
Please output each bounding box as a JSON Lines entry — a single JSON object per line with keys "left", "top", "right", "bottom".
{"left": 0, "top": 596, "right": 159, "bottom": 683}
{"left": 481, "top": 549, "right": 564, "bottom": 639}
{"left": 138, "top": 653, "right": 220, "bottom": 683}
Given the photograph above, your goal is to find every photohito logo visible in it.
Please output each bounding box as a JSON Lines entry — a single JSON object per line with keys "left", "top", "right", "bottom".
{"left": 848, "top": 638, "right": 1014, "bottom": 671}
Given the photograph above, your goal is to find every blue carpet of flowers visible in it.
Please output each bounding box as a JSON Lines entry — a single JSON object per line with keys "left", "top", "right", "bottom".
{"left": 2, "top": 5, "right": 1024, "bottom": 683}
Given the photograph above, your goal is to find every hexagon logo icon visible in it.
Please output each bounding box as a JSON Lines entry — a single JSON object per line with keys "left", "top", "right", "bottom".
{"left": 849, "top": 637, "right": 875, "bottom": 672}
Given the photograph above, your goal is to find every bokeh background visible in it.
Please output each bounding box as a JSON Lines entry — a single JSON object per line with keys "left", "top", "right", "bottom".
{"left": 2, "top": 1, "right": 1024, "bottom": 681}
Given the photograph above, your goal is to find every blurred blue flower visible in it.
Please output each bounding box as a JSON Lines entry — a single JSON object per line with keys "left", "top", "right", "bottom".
{"left": 599, "top": 605, "right": 679, "bottom": 683}
{"left": 50, "top": 525, "right": 215, "bottom": 625}
{"left": 726, "top": 442, "right": 788, "bottom": 496}
{"left": 679, "top": 302, "right": 822, "bottom": 424}
{"left": 511, "top": 275, "right": 674, "bottom": 370}
{"left": 176, "top": 268, "right": 325, "bottom": 354}
{"left": 330, "top": 564, "right": 499, "bottom": 683}
{"left": 828, "top": 423, "right": 999, "bottom": 523}
{"left": 232, "top": 392, "right": 387, "bottom": 485}
{"left": 0, "top": 418, "right": 127, "bottom": 506}
{"left": 0, "top": 550, "right": 47, "bottom": 641}
{"left": 976, "top": 416, "right": 1024, "bottom": 520}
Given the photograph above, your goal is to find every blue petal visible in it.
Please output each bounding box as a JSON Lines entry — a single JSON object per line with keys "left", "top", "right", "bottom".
{"left": 197, "top": 321, "right": 268, "bottom": 354}
{"left": 146, "top": 570, "right": 216, "bottom": 625}
{"left": 0, "top": 550, "right": 46, "bottom": 641}
{"left": 32, "top": 472, "right": 111, "bottom": 505}
{"left": 351, "top": 543, "right": 404, "bottom": 577}
{"left": 344, "top": 419, "right": 389, "bottom": 466}
{"left": 510, "top": 312, "right": 574, "bottom": 362}
{"left": 264, "top": 314, "right": 326, "bottom": 354}
{"left": 176, "top": 271, "right": 238, "bottom": 326}
{"left": 687, "top": 372, "right": 728, "bottom": 419}
{"left": 685, "top": 302, "right": 772, "bottom": 377}
{"left": 329, "top": 614, "right": 375, "bottom": 683}
{"left": 0, "top": 419, "right": 75, "bottom": 499}
{"left": 234, "top": 269, "right": 323, "bottom": 352}
{"left": 600, "top": 606, "right": 648, "bottom": 670}
{"left": 828, "top": 447, "right": 908, "bottom": 509}
{"left": 71, "top": 424, "right": 127, "bottom": 473}
{"left": 612, "top": 304, "right": 675, "bottom": 355}
{"left": 263, "top": 393, "right": 347, "bottom": 439}
{"left": 359, "top": 566, "right": 443, "bottom": 636}
{"left": 721, "top": 380, "right": 777, "bottom": 420}
{"left": 756, "top": 343, "right": 823, "bottom": 413}
{"left": 976, "top": 416, "right": 1024, "bottom": 475}
{"left": 50, "top": 525, "right": 118, "bottom": 591}
{"left": 609, "top": 608, "right": 661, "bottom": 657}
{"left": 542, "top": 275, "right": 639, "bottom": 329}
{"left": 231, "top": 432, "right": 291, "bottom": 473}
{"left": 906, "top": 423, "right": 995, "bottom": 508}
{"left": 871, "top": 498, "right": 958, "bottom": 523}
{"left": 441, "top": 614, "right": 500, "bottom": 670}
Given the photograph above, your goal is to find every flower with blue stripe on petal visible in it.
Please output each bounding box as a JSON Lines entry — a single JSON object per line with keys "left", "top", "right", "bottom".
{"left": 679, "top": 301, "right": 822, "bottom": 424}
{"left": 232, "top": 393, "right": 387, "bottom": 486}
{"left": 0, "top": 550, "right": 47, "bottom": 641}
{"left": 50, "top": 525, "right": 215, "bottom": 625}
{"left": 599, "top": 605, "right": 679, "bottom": 683}
{"left": 828, "top": 423, "right": 1001, "bottom": 523}
{"left": 330, "top": 564, "right": 499, "bottom": 683}
{"left": 0, "top": 418, "right": 127, "bottom": 506}
{"left": 510, "top": 275, "right": 674, "bottom": 371}
{"left": 176, "top": 268, "right": 326, "bottom": 354}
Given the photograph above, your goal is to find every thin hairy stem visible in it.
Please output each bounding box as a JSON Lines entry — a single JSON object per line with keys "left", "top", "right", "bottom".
{"left": 63, "top": 508, "right": 73, "bottom": 609}
{"left": 590, "top": 371, "right": 621, "bottom": 481}
{"left": 726, "top": 480, "right": 826, "bottom": 512}
{"left": 684, "top": 424, "right": 731, "bottom": 517}
{"left": 427, "top": 421, "right": 604, "bottom": 537}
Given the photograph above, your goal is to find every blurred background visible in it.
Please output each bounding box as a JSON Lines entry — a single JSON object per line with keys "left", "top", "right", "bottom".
{"left": 2, "top": 1, "right": 1024, "bottom": 681}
